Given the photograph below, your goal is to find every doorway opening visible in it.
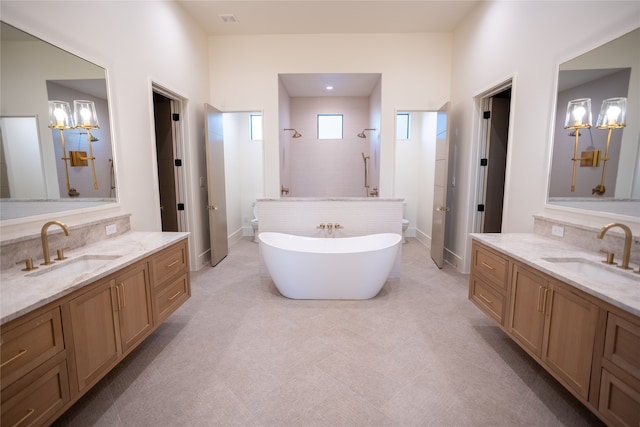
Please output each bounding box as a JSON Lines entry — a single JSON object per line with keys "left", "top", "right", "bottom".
{"left": 475, "top": 81, "right": 512, "bottom": 233}
{"left": 152, "top": 86, "right": 185, "bottom": 232}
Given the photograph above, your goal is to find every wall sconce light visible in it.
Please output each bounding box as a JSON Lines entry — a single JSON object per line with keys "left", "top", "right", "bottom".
{"left": 592, "top": 97, "right": 627, "bottom": 195}
{"left": 284, "top": 128, "right": 302, "bottom": 138}
{"left": 564, "top": 98, "right": 592, "bottom": 192}
{"left": 357, "top": 128, "right": 376, "bottom": 138}
{"left": 73, "top": 100, "right": 100, "bottom": 189}
{"left": 48, "top": 100, "right": 74, "bottom": 193}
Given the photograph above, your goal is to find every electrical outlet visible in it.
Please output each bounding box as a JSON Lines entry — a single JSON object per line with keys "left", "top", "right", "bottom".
{"left": 106, "top": 224, "right": 117, "bottom": 235}
{"left": 551, "top": 225, "right": 564, "bottom": 237}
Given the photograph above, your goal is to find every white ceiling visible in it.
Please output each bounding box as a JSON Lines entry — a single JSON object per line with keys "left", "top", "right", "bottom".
{"left": 176, "top": 1, "right": 481, "bottom": 36}
{"left": 176, "top": 1, "right": 482, "bottom": 97}
{"left": 280, "top": 73, "right": 381, "bottom": 97}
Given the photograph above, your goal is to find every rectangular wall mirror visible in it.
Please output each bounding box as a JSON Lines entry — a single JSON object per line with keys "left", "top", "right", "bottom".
{"left": 547, "top": 27, "right": 639, "bottom": 217}
{"left": 0, "top": 21, "right": 117, "bottom": 221}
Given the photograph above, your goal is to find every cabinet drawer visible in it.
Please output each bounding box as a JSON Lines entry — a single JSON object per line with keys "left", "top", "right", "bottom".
{"left": 599, "top": 368, "right": 640, "bottom": 427}
{"left": 604, "top": 313, "right": 640, "bottom": 382}
{"left": 1, "top": 307, "right": 65, "bottom": 387}
{"left": 469, "top": 276, "right": 506, "bottom": 326}
{"left": 472, "top": 242, "right": 509, "bottom": 290}
{"left": 153, "top": 273, "right": 190, "bottom": 323}
{"left": 151, "top": 242, "right": 188, "bottom": 288}
{"left": 1, "top": 358, "right": 70, "bottom": 427}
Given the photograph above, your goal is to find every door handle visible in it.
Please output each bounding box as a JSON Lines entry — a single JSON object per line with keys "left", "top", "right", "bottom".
{"left": 436, "top": 206, "right": 450, "bottom": 212}
{"left": 207, "top": 205, "right": 218, "bottom": 211}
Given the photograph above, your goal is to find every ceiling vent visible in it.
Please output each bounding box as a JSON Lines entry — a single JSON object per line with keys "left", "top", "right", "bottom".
{"left": 219, "top": 14, "right": 238, "bottom": 24}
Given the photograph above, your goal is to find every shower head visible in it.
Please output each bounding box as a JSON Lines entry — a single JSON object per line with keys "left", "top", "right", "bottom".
{"left": 284, "top": 128, "right": 302, "bottom": 138}
{"left": 357, "top": 128, "right": 376, "bottom": 138}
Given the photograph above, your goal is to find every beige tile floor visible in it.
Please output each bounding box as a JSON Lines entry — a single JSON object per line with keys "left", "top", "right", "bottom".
{"left": 53, "top": 237, "right": 604, "bottom": 426}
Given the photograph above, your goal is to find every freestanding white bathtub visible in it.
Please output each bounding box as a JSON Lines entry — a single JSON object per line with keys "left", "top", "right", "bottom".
{"left": 259, "top": 232, "right": 402, "bottom": 300}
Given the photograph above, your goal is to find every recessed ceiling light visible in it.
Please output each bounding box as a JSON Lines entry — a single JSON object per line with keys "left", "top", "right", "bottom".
{"left": 219, "top": 14, "right": 238, "bottom": 23}
{"left": 326, "top": 86, "right": 334, "bottom": 90}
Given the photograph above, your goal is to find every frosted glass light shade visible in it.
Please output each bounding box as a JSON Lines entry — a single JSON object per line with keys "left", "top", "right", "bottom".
{"left": 596, "top": 97, "right": 627, "bottom": 128}
{"left": 73, "top": 100, "right": 99, "bottom": 129}
{"left": 564, "top": 98, "right": 592, "bottom": 129}
{"left": 48, "top": 100, "right": 73, "bottom": 129}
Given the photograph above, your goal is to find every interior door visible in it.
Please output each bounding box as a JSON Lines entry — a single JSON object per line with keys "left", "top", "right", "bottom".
{"left": 204, "top": 104, "right": 228, "bottom": 266}
{"left": 153, "top": 92, "right": 178, "bottom": 232}
{"left": 430, "top": 103, "right": 450, "bottom": 269}
{"left": 481, "top": 94, "right": 510, "bottom": 233}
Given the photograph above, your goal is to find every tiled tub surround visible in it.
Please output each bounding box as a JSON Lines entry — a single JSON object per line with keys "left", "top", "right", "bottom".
{"left": 0, "top": 231, "right": 189, "bottom": 325}
{"left": 256, "top": 198, "right": 404, "bottom": 277}
{"left": 0, "top": 214, "right": 131, "bottom": 271}
{"left": 533, "top": 215, "right": 640, "bottom": 268}
{"left": 470, "top": 233, "right": 640, "bottom": 316}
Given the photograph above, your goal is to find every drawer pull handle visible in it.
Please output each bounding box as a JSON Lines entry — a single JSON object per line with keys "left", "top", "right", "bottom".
{"left": 168, "top": 291, "right": 182, "bottom": 301}
{"left": 115, "top": 285, "right": 122, "bottom": 311}
{"left": 119, "top": 283, "right": 126, "bottom": 308}
{"left": 537, "top": 286, "right": 545, "bottom": 312}
{"left": 481, "top": 262, "right": 495, "bottom": 271}
{"left": 479, "top": 294, "right": 493, "bottom": 304}
{"left": 166, "top": 260, "right": 179, "bottom": 268}
{"left": 1, "top": 348, "right": 28, "bottom": 368}
{"left": 12, "top": 408, "right": 35, "bottom": 427}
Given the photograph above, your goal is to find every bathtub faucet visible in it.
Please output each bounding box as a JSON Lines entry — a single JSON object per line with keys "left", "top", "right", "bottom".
{"left": 327, "top": 223, "right": 333, "bottom": 234}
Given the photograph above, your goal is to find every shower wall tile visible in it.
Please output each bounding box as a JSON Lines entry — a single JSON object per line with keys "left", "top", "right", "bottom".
{"left": 256, "top": 198, "right": 404, "bottom": 277}
{"left": 0, "top": 214, "right": 131, "bottom": 270}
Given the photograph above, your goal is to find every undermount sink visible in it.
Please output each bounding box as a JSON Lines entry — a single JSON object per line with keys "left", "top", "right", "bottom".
{"left": 26, "top": 255, "right": 121, "bottom": 279}
{"left": 542, "top": 257, "right": 639, "bottom": 284}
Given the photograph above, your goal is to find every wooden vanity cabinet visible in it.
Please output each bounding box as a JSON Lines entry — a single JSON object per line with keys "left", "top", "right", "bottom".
{"left": 599, "top": 311, "right": 640, "bottom": 427}
{"left": 66, "top": 278, "right": 121, "bottom": 394}
{"left": 468, "top": 241, "right": 510, "bottom": 327}
{"left": 150, "top": 240, "right": 190, "bottom": 324}
{"left": 470, "top": 239, "right": 639, "bottom": 425}
{"left": 1, "top": 307, "right": 69, "bottom": 427}
{"left": 66, "top": 261, "right": 153, "bottom": 394}
{"left": 507, "top": 258, "right": 598, "bottom": 400}
{"left": 0, "top": 237, "right": 190, "bottom": 427}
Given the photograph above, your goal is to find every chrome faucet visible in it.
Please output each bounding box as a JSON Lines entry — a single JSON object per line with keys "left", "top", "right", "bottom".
{"left": 597, "top": 222, "right": 633, "bottom": 270}
{"left": 41, "top": 221, "right": 70, "bottom": 265}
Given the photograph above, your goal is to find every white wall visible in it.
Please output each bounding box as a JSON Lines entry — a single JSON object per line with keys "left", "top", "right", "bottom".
{"left": 394, "top": 112, "right": 438, "bottom": 242}
{"left": 222, "top": 112, "right": 264, "bottom": 241}
{"left": 209, "top": 33, "right": 453, "bottom": 200}
{"left": 450, "top": 1, "right": 640, "bottom": 272}
{"left": 1, "top": 1, "right": 211, "bottom": 269}
{"left": 289, "top": 96, "right": 371, "bottom": 197}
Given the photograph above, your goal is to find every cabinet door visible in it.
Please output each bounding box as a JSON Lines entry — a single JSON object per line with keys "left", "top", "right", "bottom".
{"left": 508, "top": 264, "right": 546, "bottom": 357}
{"left": 115, "top": 263, "right": 153, "bottom": 353}
{"left": 68, "top": 279, "right": 121, "bottom": 393}
{"left": 543, "top": 283, "right": 598, "bottom": 400}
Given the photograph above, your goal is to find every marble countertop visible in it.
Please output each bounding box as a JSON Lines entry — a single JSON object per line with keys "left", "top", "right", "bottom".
{"left": 0, "top": 231, "right": 189, "bottom": 325}
{"left": 471, "top": 233, "right": 640, "bottom": 317}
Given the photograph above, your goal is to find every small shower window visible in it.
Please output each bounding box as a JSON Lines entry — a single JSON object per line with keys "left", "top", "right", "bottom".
{"left": 250, "top": 114, "right": 262, "bottom": 140}
{"left": 317, "top": 114, "right": 343, "bottom": 139}
{"left": 397, "top": 113, "right": 410, "bottom": 140}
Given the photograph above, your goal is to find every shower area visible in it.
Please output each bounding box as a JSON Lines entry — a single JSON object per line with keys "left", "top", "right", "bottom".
{"left": 278, "top": 73, "right": 381, "bottom": 197}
